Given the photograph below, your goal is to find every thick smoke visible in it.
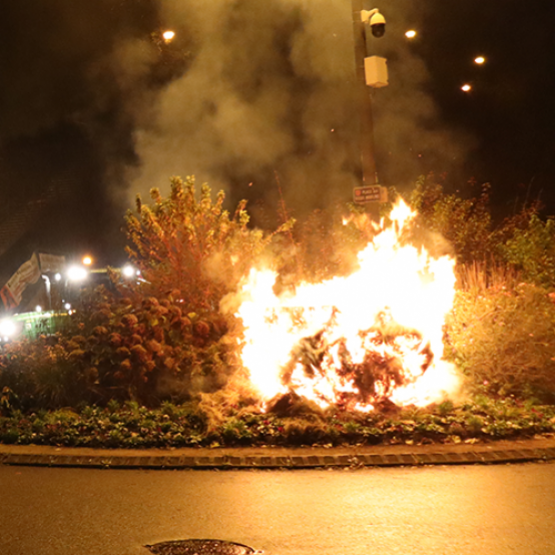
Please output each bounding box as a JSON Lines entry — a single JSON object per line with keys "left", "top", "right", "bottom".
{"left": 127, "top": 0, "right": 472, "bottom": 217}
{"left": 0, "top": 0, "right": 160, "bottom": 260}
{"left": 0, "top": 0, "right": 473, "bottom": 262}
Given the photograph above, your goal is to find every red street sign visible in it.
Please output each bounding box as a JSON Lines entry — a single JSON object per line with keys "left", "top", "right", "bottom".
{"left": 353, "top": 185, "right": 387, "bottom": 204}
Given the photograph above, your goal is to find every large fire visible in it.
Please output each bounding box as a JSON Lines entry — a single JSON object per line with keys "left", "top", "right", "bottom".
{"left": 235, "top": 200, "right": 459, "bottom": 412}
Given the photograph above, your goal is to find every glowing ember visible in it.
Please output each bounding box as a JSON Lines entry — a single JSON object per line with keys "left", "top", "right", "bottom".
{"left": 235, "top": 199, "right": 459, "bottom": 412}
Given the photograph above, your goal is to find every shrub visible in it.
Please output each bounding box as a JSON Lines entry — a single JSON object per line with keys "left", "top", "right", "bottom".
{"left": 123, "top": 176, "right": 293, "bottom": 312}
{"left": 0, "top": 176, "right": 299, "bottom": 409}
{"left": 446, "top": 273, "right": 555, "bottom": 402}
{"left": 410, "top": 175, "right": 493, "bottom": 264}
{"left": 500, "top": 214, "right": 555, "bottom": 287}
{"left": 280, "top": 418, "right": 328, "bottom": 445}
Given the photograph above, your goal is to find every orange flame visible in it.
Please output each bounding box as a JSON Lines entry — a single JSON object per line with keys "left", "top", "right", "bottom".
{"left": 235, "top": 199, "right": 459, "bottom": 411}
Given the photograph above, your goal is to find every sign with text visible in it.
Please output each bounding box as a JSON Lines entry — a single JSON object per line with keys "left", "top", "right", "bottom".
{"left": 353, "top": 185, "right": 388, "bottom": 204}
{"left": 39, "top": 253, "right": 66, "bottom": 273}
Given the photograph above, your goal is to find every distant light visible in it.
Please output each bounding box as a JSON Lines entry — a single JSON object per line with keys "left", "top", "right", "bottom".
{"left": 474, "top": 56, "right": 486, "bottom": 65}
{"left": 64, "top": 303, "right": 71, "bottom": 310}
{"left": 82, "top": 255, "right": 93, "bottom": 266}
{"left": 35, "top": 305, "right": 42, "bottom": 313}
{"left": 0, "top": 318, "right": 17, "bottom": 338}
{"left": 67, "top": 265, "right": 88, "bottom": 282}
{"left": 54, "top": 273, "right": 62, "bottom": 282}
{"left": 122, "top": 264, "right": 136, "bottom": 279}
{"left": 461, "top": 84, "right": 472, "bottom": 92}
{"left": 162, "top": 30, "right": 175, "bottom": 42}
{"left": 405, "top": 30, "right": 417, "bottom": 39}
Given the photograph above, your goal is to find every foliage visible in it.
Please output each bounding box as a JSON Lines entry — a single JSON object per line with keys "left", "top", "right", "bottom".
{"left": 3, "top": 172, "right": 555, "bottom": 432}
{"left": 124, "top": 176, "right": 293, "bottom": 311}
{"left": 283, "top": 201, "right": 373, "bottom": 284}
{"left": 408, "top": 174, "right": 555, "bottom": 403}
{"left": 0, "top": 177, "right": 297, "bottom": 410}
{"left": 499, "top": 214, "right": 555, "bottom": 287}
{"left": 410, "top": 175, "right": 493, "bottom": 264}
{"left": 0, "top": 286, "right": 240, "bottom": 409}
{"left": 0, "top": 397, "right": 554, "bottom": 448}
{"left": 445, "top": 275, "right": 555, "bottom": 402}
{"left": 409, "top": 174, "right": 548, "bottom": 273}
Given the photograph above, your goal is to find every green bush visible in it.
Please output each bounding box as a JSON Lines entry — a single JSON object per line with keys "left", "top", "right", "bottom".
{"left": 124, "top": 176, "right": 293, "bottom": 311}
{"left": 446, "top": 277, "right": 555, "bottom": 401}
{"left": 410, "top": 175, "right": 493, "bottom": 264}
{"left": 0, "top": 288, "right": 238, "bottom": 409}
{"left": 500, "top": 214, "right": 555, "bottom": 287}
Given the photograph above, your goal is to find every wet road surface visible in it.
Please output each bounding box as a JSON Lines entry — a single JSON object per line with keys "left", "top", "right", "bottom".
{"left": 1, "top": 462, "right": 555, "bottom": 555}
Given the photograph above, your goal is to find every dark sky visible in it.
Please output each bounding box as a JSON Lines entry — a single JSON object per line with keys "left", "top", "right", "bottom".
{"left": 0, "top": 0, "right": 554, "bottom": 270}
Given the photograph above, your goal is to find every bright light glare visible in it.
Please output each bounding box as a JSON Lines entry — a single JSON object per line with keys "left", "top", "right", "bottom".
{"left": 64, "top": 303, "right": 71, "bottom": 310}
{"left": 162, "top": 30, "right": 175, "bottom": 42}
{"left": 82, "top": 255, "right": 93, "bottom": 266}
{"left": 474, "top": 56, "right": 486, "bottom": 65}
{"left": 461, "top": 84, "right": 472, "bottom": 92}
{"left": 122, "top": 265, "right": 137, "bottom": 278}
{"left": 54, "top": 272, "right": 62, "bottom": 282}
{"left": 405, "top": 30, "right": 417, "bottom": 39}
{"left": 67, "top": 265, "right": 88, "bottom": 282}
{"left": 35, "top": 305, "right": 42, "bottom": 313}
{"left": 0, "top": 318, "right": 17, "bottom": 338}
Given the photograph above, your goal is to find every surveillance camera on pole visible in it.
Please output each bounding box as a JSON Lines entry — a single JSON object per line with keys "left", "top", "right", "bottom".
{"left": 361, "top": 8, "right": 386, "bottom": 38}
{"left": 359, "top": 8, "right": 388, "bottom": 88}
{"left": 352, "top": 3, "right": 389, "bottom": 210}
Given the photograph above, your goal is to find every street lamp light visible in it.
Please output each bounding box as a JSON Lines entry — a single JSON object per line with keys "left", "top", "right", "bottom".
{"left": 0, "top": 318, "right": 17, "bottom": 341}
{"left": 162, "top": 30, "right": 175, "bottom": 42}
{"left": 66, "top": 265, "right": 88, "bottom": 283}
{"left": 122, "top": 264, "right": 138, "bottom": 279}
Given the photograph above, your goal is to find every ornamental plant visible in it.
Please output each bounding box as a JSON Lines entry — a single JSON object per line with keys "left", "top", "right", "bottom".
{"left": 0, "top": 177, "right": 294, "bottom": 410}
{"left": 409, "top": 174, "right": 493, "bottom": 264}
{"left": 499, "top": 213, "right": 555, "bottom": 288}
{"left": 445, "top": 271, "right": 555, "bottom": 402}
{"left": 123, "top": 176, "right": 293, "bottom": 311}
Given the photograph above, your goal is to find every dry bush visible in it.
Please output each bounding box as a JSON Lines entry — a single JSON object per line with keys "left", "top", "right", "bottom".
{"left": 446, "top": 264, "right": 555, "bottom": 401}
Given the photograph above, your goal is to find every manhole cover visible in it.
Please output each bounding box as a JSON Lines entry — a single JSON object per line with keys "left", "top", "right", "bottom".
{"left": 145, "top": 539, "right": 257, "bottom": 555}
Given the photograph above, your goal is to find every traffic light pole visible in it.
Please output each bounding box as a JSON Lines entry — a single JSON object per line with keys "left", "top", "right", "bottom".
{"left": 351, "top": 0, "right": 379, "bottom": 187}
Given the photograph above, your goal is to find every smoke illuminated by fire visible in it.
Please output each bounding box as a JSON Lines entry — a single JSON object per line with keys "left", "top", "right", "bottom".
{"left": 235, "top": 199, "right": 459, "bottom": 412}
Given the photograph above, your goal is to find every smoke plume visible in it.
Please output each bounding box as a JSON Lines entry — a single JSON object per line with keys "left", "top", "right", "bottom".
{"left": 127, "top": 0, "right": 472, "bottom": 217}
{"left": 0, "top": 0, "right": 473, "bottom": 262}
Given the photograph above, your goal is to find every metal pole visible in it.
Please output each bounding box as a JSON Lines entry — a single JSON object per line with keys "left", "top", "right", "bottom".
{"left": 41, "top": 275, "right": 51, "bottom": 311}
{"left": 351, "top": 0, "right": 378, "bottom": 186}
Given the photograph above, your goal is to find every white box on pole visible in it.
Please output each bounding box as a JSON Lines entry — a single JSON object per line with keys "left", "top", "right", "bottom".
{"left": 364, "top": 56, "right": 388, "bottom": 88}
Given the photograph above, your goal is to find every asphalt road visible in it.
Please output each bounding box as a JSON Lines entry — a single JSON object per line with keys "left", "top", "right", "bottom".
{"left": 1, "top": 462, "right": 555, "bottom": 555}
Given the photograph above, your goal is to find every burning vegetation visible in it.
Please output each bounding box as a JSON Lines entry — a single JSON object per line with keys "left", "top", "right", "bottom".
{"left": 3, "top": 174, "right": 555, "bottom": 437}
{"left": 234, "top": 198, "right": 459, "bottom": 413}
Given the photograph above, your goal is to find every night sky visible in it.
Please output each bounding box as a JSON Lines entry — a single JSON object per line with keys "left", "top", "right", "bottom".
{"left": 0, "top": 0, "right": 554, "bottom": 272}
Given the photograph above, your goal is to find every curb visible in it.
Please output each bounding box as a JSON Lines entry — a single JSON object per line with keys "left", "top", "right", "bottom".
{"left": 1, "top": 443, "right": 555, "bottom": 469}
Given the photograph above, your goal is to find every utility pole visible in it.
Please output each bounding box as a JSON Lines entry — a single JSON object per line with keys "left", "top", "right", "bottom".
{"left": 351, "top": 0, "right": 378, "bottom": 187}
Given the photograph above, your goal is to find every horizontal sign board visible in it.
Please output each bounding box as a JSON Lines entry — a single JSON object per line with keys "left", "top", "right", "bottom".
{"left": 353, "top": 185, "right": 388, "bottom": 204}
